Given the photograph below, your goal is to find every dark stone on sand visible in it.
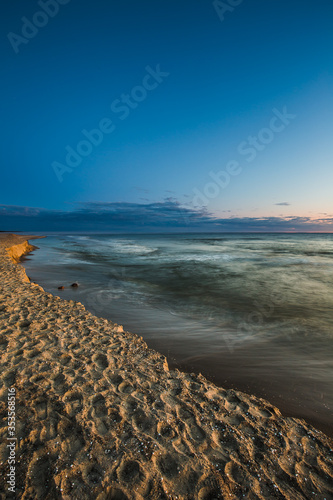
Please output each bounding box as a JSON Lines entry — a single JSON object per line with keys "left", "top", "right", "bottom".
{"left": 71, "top": 283, "right": 79, "bottom": 288}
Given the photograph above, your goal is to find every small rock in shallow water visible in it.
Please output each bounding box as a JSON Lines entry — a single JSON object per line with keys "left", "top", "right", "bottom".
{"left": 58, "top": 286, "right": 65, "bottom": 290}
{"left": 71, "top": 283, "right": 79, "bottom": 288}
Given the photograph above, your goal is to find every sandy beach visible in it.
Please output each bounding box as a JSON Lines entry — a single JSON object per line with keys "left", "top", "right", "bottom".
{"left": 0, "top": 234, "right": 332, "bottom": 499}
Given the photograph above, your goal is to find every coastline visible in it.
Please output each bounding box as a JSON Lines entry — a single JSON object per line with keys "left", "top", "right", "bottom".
{"left": 0, "top": 235, "right": 332, "bottom": 499}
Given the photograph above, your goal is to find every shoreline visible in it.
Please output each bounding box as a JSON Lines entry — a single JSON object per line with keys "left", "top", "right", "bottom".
{"left": 0, "top": 234, "right": 332, "bottom": 499}
{"left": 23, "top": 233, "right": 333, "bottom": 439}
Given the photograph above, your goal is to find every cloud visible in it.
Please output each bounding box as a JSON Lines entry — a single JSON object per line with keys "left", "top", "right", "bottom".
{"left": 0, "top": 202, "right": 332, "bottom": 233}
{"left": 275, "top": 202, "right": 291, "bottom": 206}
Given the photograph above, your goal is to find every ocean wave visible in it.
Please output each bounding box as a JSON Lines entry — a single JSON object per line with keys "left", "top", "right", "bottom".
{"left": 178, "top": 253, "right": 234, "bottom": 262}
{"left": 106, "top": 241, "right": 158, "bottom": 255}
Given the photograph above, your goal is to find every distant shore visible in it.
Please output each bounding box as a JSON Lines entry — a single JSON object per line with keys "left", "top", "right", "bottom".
{"left": 0, "top": 234, "right": 332, "bottom": 499}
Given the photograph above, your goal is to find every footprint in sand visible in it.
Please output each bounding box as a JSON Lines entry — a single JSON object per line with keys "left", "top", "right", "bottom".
{"left": 198, "top": 485, "right": 222, "bottom": 500}
{"left": 92, "top": 352, "right": 109, "bottom": 370}
{"left": 59, "top": 353, "right": 72, "bottom": 366}
{"left": 155, "top": 453, "right": 180, "bottom": 480}
{"left": 50, "top": 372, "right": 68, "bottom": 395}
{"left": 34, "top": 397, "right": 48, "bottom": 419}
{"left": 59, "top": 473, "right": 87, "bottom": 497}
{"left": 24, "top": 347, "right": 40, "bottom": 359}
{"left": 19, "top": 319, "right": 31, "bottom": 328}
{"left": 117, "top": 459, "right": 146, "bottom": 488}
{"left": 118, "top": 381, "right": 134, "bottom": 394}
{"left": 171, "top": 436, "right": 191, "bottom": 456}
{"left": 157, "top": 421, "right": 176, "bottom": 439}
{"left": 58, "top": 419, "right": 85, "bottom": 455}
{"left": 3, "top": 369, "right": 16, "bottom": 387}
{"left": 249, "top": 405, "right": 275, "bottom": 420}
{"left": 81, "top": 463, "right": 103, "bottom": 487}
{"left": 40, "top": 418, "right": 58, "bottom": 441}
{"left": 0, "top": 334, "right": 8, "bottom": 350}
{"left": 26, "top": 452, "right": 56, "bottom": 498}
{"left": 63, "top": 390, "right": 83, "bottom": 417}
{"left": 122, "top": 396, "right": 138, "bottom": 413}
{"left": 177, "top": 406, "right": 194, "bottom": 421}
{"left": 187, "top": 422, "right": 206, "bottom": 443}
{"left": 224, "top": 460, "right": 249, "bottom": 486}
{"left": 176, "top": 406, "right": 206, "bottom": 444}
{"left": 108, "top": 407, "right": 122, "bottom": 424}
{"left": 57, "top": 416, "right": 74, "bottom": 439}
{"left": 132, "top": 408, "right": 156, "bottom": 435}
{"left": 91, "top": 394, "right": 108, "bottom": 418}
{"left": 104, "top": 370, "right": 123, "bottom": 389}
{"left": 153, "top": 400, "right": 164, "bottom": 411}
{"left": 223, "top": 413, "right": 244, "bottom": 426}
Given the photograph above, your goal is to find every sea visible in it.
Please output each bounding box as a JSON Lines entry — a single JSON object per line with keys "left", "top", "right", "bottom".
{"left": 22, "top": 233, "right": 333, "bottom": 436}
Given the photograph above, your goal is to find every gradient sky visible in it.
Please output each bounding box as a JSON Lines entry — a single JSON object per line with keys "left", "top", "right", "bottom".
{"left": 1, "top": 0, "right": 333, "bottom": 231}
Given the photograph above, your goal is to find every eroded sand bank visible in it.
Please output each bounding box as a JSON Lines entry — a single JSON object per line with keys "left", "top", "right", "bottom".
{"left": 0, "top": 234, "right": 332, "bottom": 499}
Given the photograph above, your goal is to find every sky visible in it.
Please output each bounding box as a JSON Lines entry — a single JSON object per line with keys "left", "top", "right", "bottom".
{"left": 1, "top": 0, "right": 333, "bottom": 232}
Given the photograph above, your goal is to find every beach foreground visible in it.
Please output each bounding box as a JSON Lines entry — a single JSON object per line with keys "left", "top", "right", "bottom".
{"left": 0, "top": 235, "right": 332, "bottom": 499}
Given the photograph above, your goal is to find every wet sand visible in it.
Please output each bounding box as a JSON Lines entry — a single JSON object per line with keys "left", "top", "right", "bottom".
{"left": 0, "top": 234, "right": 332, "bottom": 499}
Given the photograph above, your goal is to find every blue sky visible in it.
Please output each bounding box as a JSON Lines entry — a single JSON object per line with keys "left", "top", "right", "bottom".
{"left": 1, "top": 0, "right": 333, "bottom": 231}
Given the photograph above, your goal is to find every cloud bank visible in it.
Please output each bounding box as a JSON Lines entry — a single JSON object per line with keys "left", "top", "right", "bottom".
{"left": 0, "top": 202, "right": 332, "bottom": 233}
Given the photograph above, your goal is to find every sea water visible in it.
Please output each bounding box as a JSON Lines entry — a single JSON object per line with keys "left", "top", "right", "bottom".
{"left": 23, "top": 233, "right": 333, "bottom": 435}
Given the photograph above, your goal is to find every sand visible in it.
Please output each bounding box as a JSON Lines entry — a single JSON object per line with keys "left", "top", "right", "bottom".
{"left": 0, "top": 234, "right": 332, "bottom": 499}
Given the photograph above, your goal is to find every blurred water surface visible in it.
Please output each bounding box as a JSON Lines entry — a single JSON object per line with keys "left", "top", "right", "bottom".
{"left": 23, "top": 233, "right": 333, "bottom": 435}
